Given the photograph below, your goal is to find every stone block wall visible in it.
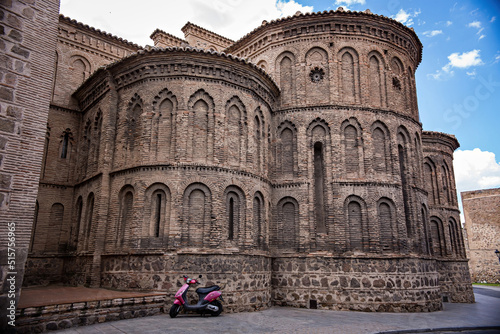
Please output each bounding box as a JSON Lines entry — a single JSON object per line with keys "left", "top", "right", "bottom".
{"left": 437, "top": 260, "right": 475, "bottom": 303}
{"left": 462, "top": 188, "right": 500, "bottom": 283}
{"left": 271, "top": 256, "right": 442, "bottom": 312}
{"left": 100, "top": 254, "right": 272, "bottom": 312}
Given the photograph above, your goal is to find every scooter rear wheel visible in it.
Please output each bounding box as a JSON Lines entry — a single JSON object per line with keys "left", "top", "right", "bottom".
{"left": 169, "top": 304, "right": 181, "bottom": 318}
{"left": 210, "top": 300, "right": 223, "bottom": 317}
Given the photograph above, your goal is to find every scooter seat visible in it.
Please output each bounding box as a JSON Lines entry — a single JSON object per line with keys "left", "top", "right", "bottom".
{"left": 196, "top": 285, "right": 220, "bottom": 294}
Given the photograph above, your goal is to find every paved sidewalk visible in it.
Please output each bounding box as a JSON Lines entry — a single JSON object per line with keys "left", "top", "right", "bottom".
{"left": 18, "top": 285, "right": 164, "bottom": 308}
{"left": 52, "top": 286, "right": 500, "bottom": 334}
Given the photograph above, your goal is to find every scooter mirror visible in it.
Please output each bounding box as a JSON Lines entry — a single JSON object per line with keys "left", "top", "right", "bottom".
{"left": 199, "top": 274, "right": 203, "bottom": 278}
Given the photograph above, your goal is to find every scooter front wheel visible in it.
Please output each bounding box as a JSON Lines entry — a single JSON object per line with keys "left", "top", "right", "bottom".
{"left": 169, "top": 304, "right": 181, "bottom": 318}
{"left": 210, "top": 300, "right": 223, "bottom": 317}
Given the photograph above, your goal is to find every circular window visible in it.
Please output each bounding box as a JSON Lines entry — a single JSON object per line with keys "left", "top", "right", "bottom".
{"left": 309, "top": 67, "right": 325, "bottom": 83}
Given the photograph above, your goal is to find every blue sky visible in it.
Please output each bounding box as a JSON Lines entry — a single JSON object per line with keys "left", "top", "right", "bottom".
{"left": 60, "top": 0, "right": 500, "bottom": 206}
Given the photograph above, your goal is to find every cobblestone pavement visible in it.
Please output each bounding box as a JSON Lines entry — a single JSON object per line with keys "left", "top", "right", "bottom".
{"left": 55, "top": 286, "right": 500, "bottom": 334}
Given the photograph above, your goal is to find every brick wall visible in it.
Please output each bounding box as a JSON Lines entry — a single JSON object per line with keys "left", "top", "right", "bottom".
{"left": 21, "top": 8, "right": 475, "bottom": 313}
{"left": 0, "top": 0, "right": 60, "bottom": 331}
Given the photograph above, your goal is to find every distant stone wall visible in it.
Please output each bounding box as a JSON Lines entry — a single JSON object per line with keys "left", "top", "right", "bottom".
{"left": 462, "top": 188, "right": 500, "bottom": 283}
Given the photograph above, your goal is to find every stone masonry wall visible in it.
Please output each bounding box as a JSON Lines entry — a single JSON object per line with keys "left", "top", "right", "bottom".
{"left": 100, "top": 254, "right": 272, "bottom": 313}
{"left": 462, "top": 188, "right": 500, "bottom": 283}
{"left": 271, "top": 256, "right": 442, "bottom": 312}
{"left": 0, "top": 1, "right": 59, "bottom": 332}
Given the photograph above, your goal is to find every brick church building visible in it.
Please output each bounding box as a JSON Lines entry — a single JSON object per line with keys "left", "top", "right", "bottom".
{"left": 1, "top": 2, "right": 474, "bottom": 320}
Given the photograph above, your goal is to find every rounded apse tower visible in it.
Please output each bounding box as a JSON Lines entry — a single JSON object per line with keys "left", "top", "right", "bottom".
{"left": 55, "top": 8, "right": 473, "bottom": 313}
{"left": 227, "top": 9, "right": 443, "bottom": 311}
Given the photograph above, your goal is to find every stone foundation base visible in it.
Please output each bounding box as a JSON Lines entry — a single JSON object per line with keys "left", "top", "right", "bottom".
{"left": 23, "top": 253, "right": 478, "bottom": 313}
{"left": 437, "top": 260, "right": 475, "bottom": 303}
{"left": 271, "top": 256, "right": 443, "bottom": 312}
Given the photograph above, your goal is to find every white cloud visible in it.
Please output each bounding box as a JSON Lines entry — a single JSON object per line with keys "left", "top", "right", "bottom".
{"left": 446, "top": 20, "right": 453, "bottom": 26}
{"left": 491, "top": 16, "right": 496, "bottom": 23}
{"left": 454, "top": 149, "right": 500, "bottom": 193}
{"left": 429, "top": 50, "right": 483, "bottom": 80}
{"left": 423, "top": 30, "right": 443, "bottom": 37}
{"left": 466, "top": 69, "right": 476, "bottom": 77}
{"left": 60, "top": 0, "right": 314, "bottom": 45}
{"left": 454, "top": 149, "right": 500, "bottom": 226}
{"left": 276, "top": 0, "right": 314, "bottom": 17}
{"left": 334, "top": 0, "right": 365, "bottom": 5}
{"left": 468, "top": 21, "right": 482, "bottom": 29}
{"left": 392, "top": 8, "right": 421, "bottom": 27}
{"left": 468, "top": 21, "right": 486, "bottom": 40}
{"left": 446, "top": 50, "right": 483, "bottom": 69}
{"left": 427, "top": 71, "right": 446, "bottom": 80}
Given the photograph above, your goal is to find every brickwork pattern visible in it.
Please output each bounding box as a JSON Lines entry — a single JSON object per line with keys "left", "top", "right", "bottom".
{"left": 20, "top": 8, "right": 475, "bottom": 317}
{"left": 0, "top": 1, "right": 60, "bottom": 332}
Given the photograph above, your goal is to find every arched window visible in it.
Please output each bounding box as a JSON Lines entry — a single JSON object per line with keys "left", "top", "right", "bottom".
{"left": 277, "top": 197, "right": 299, "bottom": 251}
{"left": 117, "top": 188, "right": 134, "bottom": 248}
{"left": 254, "top": 115, "right": 262, "bottom": 172}
{"left": 390, "top": 57, "right": 406, "bottom": 111}
{"left": 371, "top": 124, "right": 390, "bottom": 175}
{"left": 83, "top": 193, "right": 94, "bottom": 251}
{"left": 277, "top": 121, "right": 297, "bottom": 177}
{"left": 152, "top": 89, "right": 178, "bottom": 161}
{"left": 71, "top": 196, "right": 83, "bottom": 250}
{"left": 72, "top": 58, "right": 87, "bottom": 84}
{"left": 187, "top": 90, "right": 214, "bottom": 163}
{"left": 182, "top": 183, "right": 212, "bottom": 247}
{"left": 397, "top": 130, "right": 412, "bottom": 238}
{"left": 441, "top": 164, "right": 452, "bottom": 205}
{"left": 343, "top": 124, "right": 360, "bottom": 175}
{"left": 345, "top": 195, "right": 369, "bottom": 252}
{"left": 424, "top": 158, "right": 439, "bottom": 205}
{"left": 226, "top": 193, "right": 238, "bottom": 241}
{"left": 448, "top": 218, "right": 461, "bottom": 257}
{"left": 421, "top": 205, "right": 431, "bottom": 254}
{"left": 61, "top": 131, "right": 70, "bottom": 158}
{"left": 368, "top": 54, "right": 383, "bottom": 107}
{"left": 341, "top": 51, "right": 356, "bottom": 103}
{"left": 280, "top": 56, "right": 293, "bottom": 105}
{"left": 152, "top": 190, "right": 166, "bottom": 238}
{"left": 254, "top": 192, "right": 265, "bottom": 249}
{"left": 430, "top": 217, "right": 444, "bottom": 256}
{"left": 224, "top": 186, "right": 245, "bottom": 244}
{"left": 314, "top": 141, "right": 326, "bottom": 233}
{"left": 378, "top": 199, "right": 396, "bottom": 252}
{"left": 142, "top": 184, "right": 171, "bottom": 248}
{"left": 46, "top": 203, "right": 64, "bottom": 252}
{"left": 125, "top": 94, "right": 143, "bottom": 163}
{"left": 225, "top": 97, "right": 247, "bottom": 166}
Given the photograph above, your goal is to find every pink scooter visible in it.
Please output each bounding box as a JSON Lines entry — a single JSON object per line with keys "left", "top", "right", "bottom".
{"left": 169, "top": 275, "right": 224, "bottom": 318}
